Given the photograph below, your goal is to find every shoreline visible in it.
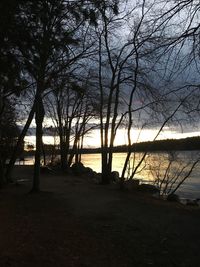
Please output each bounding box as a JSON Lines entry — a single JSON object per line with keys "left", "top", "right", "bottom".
{"left": 12, "top": 159, "right": 200, "bottom": 201}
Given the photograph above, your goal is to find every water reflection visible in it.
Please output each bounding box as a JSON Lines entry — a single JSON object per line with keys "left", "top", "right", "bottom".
{"left": 19, "top": 151, "right": 200, "bottom": 199}
{"left": 81, "top": 151, "right": 200, "bottom": 199}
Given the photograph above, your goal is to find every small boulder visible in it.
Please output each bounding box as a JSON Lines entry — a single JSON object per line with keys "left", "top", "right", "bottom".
{"left": 139, "top": 184, "right": 160, "bottom": 194}
{"left": 71, "top": 162, "right": 96, "bottom": 176}
{"left": 167, "top": 193, "right": 179, "bottom": 202}
{"left": 92, "top": 173, "right": 102, "bottom": 184}
{"left": 186, "top": 199, "right": 200, "bottom": 206}
{"left": 71, "top": 162, "right": 85, "bottom": 175}
{"left": 85, "top": 167, "right": 94, "bottom": 174}
{"left": 110, "top": 171, "right": 120, "bottom": 182}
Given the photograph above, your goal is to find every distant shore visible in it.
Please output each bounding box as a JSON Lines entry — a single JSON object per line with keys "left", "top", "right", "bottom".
{"left": 24, "top": 136, "right": 200, "bottom": 156}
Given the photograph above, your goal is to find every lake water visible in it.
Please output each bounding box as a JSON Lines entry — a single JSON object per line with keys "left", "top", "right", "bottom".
{"left": 21, "top": 151, "right": 200, "bottom": 199}
{"left": 80, "top": 151, "right": 200, "bottom": 199}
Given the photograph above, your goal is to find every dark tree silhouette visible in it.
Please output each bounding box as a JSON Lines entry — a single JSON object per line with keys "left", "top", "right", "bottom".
{"left": 0, "top": 0, "right": 25, "bottom": 184}
{"left": 8, "top": 0, "right": 119, "bottom": 192}
{"left": 0, "top": 100, "right": 20, "bottom": 186}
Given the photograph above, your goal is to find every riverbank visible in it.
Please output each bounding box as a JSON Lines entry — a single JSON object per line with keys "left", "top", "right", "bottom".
{"left": 0, "top": 166, "right": 200, "bottom": 266}
{"left": 15, "top": 150, "right": 200, "bottom": 199}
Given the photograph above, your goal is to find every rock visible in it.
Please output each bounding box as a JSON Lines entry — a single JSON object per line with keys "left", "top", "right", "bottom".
{"left": 92, "top": 173, "right": 102, "bottom": 183}
{"left": 85, "top": 167, "right": 94, "bottom": 174}
{"left": 71, "top": 162, "right": 96, "bottom": 177}
{"left": 139, "top": 184, "right": 159, "bottom": 194}
{"left": 71, "top": 162, "right": 84, "bottom": 169}
{"left": 186, "top": 199, "right": 200, "bottom": 206}
{"left": 71, "top": 162, "right": 85, "bottom": 175}
{"left": 110, "top": 171, "right": 120, "bottom": 182}
{"left": 167, "top": 193, "right": 179, "bottom": 202}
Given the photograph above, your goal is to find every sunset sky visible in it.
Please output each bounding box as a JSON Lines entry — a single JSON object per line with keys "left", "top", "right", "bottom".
{"left": 24, "top": 127, "right": 200, "bottom": 148}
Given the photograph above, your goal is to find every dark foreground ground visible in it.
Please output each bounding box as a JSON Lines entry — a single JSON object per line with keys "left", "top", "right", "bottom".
{"left": 0, "top": 166, "right": 200, "bottom": 267}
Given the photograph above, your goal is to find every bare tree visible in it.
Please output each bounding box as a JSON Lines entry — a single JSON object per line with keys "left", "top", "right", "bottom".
{"left": 0, "top": 1, "right": 26, "bottom": 184}
{"left": 45, "top": 76, "right": 98, "bottom": 170}
{"left": 116, "top": 0, "right": 200, "bottom": 188}
{"left": 94, "top": 0, "right": 170, "bottom": 184}
{"left": 11, "top": 0, "right": 100, "bottom": 192}
{"left": 93, "top": 1, "right": 141, "bottom": 183}
{"left": 0, "top": 100, "right": 21, "bottom": 186}
{"left": 150, "top": 151, "right": 200, "bottom": 197}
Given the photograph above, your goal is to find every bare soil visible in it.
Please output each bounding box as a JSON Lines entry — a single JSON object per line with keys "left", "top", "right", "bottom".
{"left": 0, "top": 165, "right": 200, "bottom": 267}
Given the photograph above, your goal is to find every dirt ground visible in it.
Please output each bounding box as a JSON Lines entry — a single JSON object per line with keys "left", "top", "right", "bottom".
{"left": 0, "top": 166, "right": 200, "bottom": 267}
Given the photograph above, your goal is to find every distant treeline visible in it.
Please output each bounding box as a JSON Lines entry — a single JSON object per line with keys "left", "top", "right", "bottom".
{"left": 24, "top": 136, "right": 200, "bottom": 156}
{"left": 80, "top": 136, "right": 200, "bottom": 153}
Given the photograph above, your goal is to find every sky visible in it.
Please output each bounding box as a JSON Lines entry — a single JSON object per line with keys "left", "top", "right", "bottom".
{"left": 24, "top": 127, "right": 200, "bottom": 148}
{"left": 22, "top": 0, "right": 200, "bottom": 149}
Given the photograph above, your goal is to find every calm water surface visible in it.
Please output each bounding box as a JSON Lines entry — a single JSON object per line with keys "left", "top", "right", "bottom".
{"left": 81, "top": 151, "right": 200, "bottom": 199}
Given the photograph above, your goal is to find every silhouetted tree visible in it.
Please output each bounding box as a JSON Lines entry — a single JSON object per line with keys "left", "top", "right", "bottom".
{"left": 94, "top": 0, "right": 163, "bottom": 184}
{"left": 0, "top": 0, "right": 26, "bottom": 184}
{"left": 119, "top": 0, "right": 200, "bottom": 186}
{"left": 0, "top": 100, "right": 20, "bottom": 186}
{"left": 9, "top": 1, "right": 95, "bottom": 191}
{"left": 7, "top": 0, "right": 119, "bottom": 191}
{"left": 45, "top": 77, "right": 97, "bottom": 170}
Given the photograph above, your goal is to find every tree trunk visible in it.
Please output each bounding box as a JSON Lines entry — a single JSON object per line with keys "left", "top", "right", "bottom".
{"left": 101, "top": 148, "right": 110, "bottom": 184}
{"left": 31, "top": 95, "right": 44, "bottom": 193}
{"left": 50, "top": 133, "right": 57, "bottom": 164}
{"left": 41, "top": 139, "right": 46, "bottom": 166}
{"left": 6, "top": 102, "right": 35, "bottom": 181}
{"left": 59, "top": 135, "right": 67, "bottom": 170}
{"left": 0, "top": 158, "right": 5, "bottom": 188}
{"left": 57, "top": 100, "right": 67, "bottom": 170}
{"left": 0, "top": 101, "right": 5, "bottom": 188}
{"left": 65, "top": 129, "right": 71, "bottom": 169}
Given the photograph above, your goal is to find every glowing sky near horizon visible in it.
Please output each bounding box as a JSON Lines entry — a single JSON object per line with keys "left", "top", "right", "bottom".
{"left": 24, "top": 128, "right": 200, "bottom": 148}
